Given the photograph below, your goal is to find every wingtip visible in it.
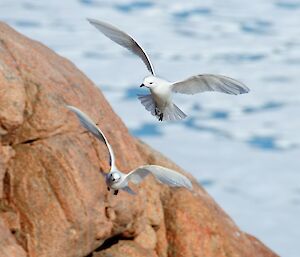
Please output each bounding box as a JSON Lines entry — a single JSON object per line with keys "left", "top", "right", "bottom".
{"left": 185, "top": 180, "right": 193, "bottom": 191}
{"left": 65, "top": 105, "right": 83, "bottom": 117}
{"left": 241, "top": 86, "right": 250, "bottom": 94}
{"left": 86, "top": 18, "right": 99, "bottom": 26}
{"left": 239, "top": 80, "right": 250, "bottom": 94}
{"left": 65, "top": 105, "right": 76, "bottom": 111}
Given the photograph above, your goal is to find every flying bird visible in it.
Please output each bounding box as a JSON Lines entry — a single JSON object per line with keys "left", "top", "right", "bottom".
{"left": 67, "top": 105, "right": 193, "bottom": 195}
{"left": 87, "top": 18, "right": 250, "bottom": 122}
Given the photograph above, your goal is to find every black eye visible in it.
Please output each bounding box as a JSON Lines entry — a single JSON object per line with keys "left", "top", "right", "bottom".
{"left": 149, "top": 82, "right": 153, "bottom": 85}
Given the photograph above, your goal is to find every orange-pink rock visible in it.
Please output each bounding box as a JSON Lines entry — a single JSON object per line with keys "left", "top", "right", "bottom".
{"left": 0, "top": 22, "right": 278, "bottom": 257}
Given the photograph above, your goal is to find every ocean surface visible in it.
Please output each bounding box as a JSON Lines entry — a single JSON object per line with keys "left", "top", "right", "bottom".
{"left": 1, "top": 0, "right": 300, "bottom": 256}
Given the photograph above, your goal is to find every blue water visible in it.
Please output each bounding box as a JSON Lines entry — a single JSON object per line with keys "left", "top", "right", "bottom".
{"left": 1, "top": 0, "right": 300, "bottom": 256}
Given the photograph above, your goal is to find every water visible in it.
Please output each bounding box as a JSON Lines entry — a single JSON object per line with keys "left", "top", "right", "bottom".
{"left": 1, "top": 0, "right": 300, "bottom": 256}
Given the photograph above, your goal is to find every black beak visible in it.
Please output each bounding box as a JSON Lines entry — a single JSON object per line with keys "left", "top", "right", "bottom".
{"left": 140, "top": 83, "right": 145, "bottom": 87}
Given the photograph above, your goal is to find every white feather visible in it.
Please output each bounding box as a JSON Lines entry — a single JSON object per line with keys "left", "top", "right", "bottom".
{"left": 137, "top": 94, "right": 156, "bottom": 116}
{"left": 162, "top": 103, "right": 187, "bottom": 121}
{"left": 171, "top": 74, "right": 249, "bottom": 95}
{"left": 66, "top": 106, "right": 116, "bottom": 171}
{"left": 126, "top": 165, "right": 193, "bottom": 190}
{"left": 87, "top": 18, "right": 155, "bottom": 75}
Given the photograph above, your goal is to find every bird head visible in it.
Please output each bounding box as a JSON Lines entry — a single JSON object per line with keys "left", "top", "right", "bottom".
{"left": 140, "top": 76, "right": 160, "bottom": 89}
{"left": 106, "top": 172, "right": 121, "bottom": 185}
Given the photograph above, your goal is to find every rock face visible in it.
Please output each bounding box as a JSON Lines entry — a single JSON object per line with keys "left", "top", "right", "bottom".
{"left": 0, "top": 22, "right": 277, "bottom": 257}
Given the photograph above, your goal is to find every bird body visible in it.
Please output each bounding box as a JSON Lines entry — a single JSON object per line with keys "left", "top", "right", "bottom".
{"left": 149, "top": 78, "right": 173, "bottom": 114}
{"left": 87, "top": 18, "right": 250, "bottom": 122}
{"left": 140, "top": 75, "right": 187, "bottom": 121}
{"left": 67, "top": 106, "right": 193, "bottom": 195}
{"left": 150, "top": 81, "right": 172, "bottom": 107}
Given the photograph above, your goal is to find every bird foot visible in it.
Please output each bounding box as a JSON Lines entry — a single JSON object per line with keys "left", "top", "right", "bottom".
{"left": 114, "top": 190, "right": 119, "bottom": 195}
{"left": 159, "top": 113, "right": 163, "bottom": 121}
{"left": 154, "top": 107, "right": 159, "bottom": 116}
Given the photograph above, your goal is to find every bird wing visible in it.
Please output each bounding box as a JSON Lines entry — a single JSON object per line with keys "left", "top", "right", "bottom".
{"left": 87, "top": 18, "right": 155, "bottom": 75}
{"left": 66, "top": 106, "right": 116, "bottom": 171}
{"left": 126, "top": 165, "right": 193, "bottom": 190}
{"left": 122, "top": 186, "right": 136, "bottom": 195}
{"left": 171, "top": 74, "right": 249, "bottom": 95}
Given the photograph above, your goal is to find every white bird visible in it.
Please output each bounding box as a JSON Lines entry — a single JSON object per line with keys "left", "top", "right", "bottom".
{"left": 67, "top": 106, "right": 193, "bottom": 195}
{"left": 87, "top": 18, "right": 250, "bottom": 122}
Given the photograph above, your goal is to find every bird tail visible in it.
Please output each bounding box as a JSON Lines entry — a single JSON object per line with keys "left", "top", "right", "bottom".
{"left": 137, "top": 94, "right": 187, "bottom": 121}
{"left": 137, "top": 94, "right": 156, "bottom": 116}
{"left": 163, "top": 103, "right": 187, "bottom": 121}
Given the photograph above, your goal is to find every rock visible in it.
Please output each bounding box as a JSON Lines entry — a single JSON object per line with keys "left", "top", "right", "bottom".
{"left": 134, "top": 224, "right": 157, "bottom": 250}
{"left": 0, "top": 22, "right": 278, "bottom": 257}
{"left": 93, "top": 240, "right": 157, "bottom": 257}
{"left": 135, "top": 141, "right": 279, "bottom": 257}
{"left": 0, "top": 218, "right": 27, "bottom": 257}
